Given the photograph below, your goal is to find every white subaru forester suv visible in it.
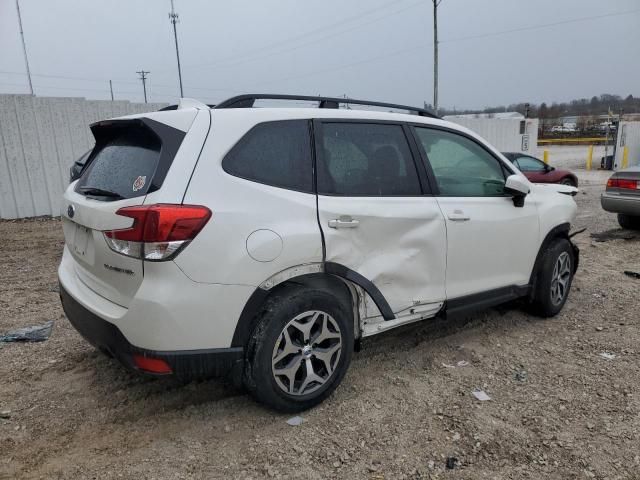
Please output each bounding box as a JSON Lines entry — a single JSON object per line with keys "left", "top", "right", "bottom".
{"left": 59, "top": 94, "right": 579, "bottom": 411}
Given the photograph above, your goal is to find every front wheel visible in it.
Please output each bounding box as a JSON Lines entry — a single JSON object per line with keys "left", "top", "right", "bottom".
{"left": 244, "top": 286, "right": 354, "bottom": 412}
{"left": 560, "top": 177, "right": 576, "bottom": 187}
{"left": 530, "top": 238, "right": 575, "bottom": 317}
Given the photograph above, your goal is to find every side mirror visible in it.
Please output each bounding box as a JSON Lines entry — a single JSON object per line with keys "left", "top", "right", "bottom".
{"left": 505, "top": 174, "right": 530, "bottom": 207}
{"left": 546, "top": 165, "right": 555, "bottom": 172}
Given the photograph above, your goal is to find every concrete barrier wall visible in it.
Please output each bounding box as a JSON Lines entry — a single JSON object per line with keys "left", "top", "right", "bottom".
{"left": 0, "top": 94, "right": 168, "bottom": 219}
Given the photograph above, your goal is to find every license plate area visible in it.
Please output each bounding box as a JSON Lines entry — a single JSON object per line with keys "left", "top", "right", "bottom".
{"left": 72, "top": 224, "right": 90, "bottom": 257}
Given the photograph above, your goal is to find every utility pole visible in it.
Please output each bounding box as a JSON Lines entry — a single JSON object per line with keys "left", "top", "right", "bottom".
{"left": 169, "top": 0, "right": 184, "bottom": 98}
{"left": 15, "top": 0, "right": 34, "bottom": 95}
{"left": 109, "top": 80, "right": 114, "bottom": 101}
{"left": 432, "top": 0, "right": 443, "bottom": 115}
{"left": 136, "top": 70, "right": 150, "bottom": 103}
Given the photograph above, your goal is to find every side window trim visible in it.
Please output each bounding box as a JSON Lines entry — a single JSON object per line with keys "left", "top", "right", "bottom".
{"left": 311, "top": 118, "right": 429, "bottom": 197}
{"left": 409, "top": 123, "right": 517, "bottom": 197}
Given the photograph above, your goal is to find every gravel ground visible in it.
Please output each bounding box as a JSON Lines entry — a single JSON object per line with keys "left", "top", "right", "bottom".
{"left": 1, "top": 169, "right": 640, "bottom": 480}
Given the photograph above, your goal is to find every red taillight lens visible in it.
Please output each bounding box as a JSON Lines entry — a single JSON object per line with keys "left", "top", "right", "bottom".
{"left": 607, "top": 178, "right": 639, "bottom": 190}
{"left": 133, "top": 354, "right": 173, "bottom": 374}
{"left": 104, "top": 204, "right": 211, "bottom": 261}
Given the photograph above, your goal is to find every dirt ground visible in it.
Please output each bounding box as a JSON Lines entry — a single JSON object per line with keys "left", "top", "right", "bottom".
{"left": 1, "top": 169, "right": 640, "bottom": 480}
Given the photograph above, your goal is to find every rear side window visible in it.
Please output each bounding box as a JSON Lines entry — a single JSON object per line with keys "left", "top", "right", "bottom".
{"left": 76, "top": 127, "right": 161, "bottom": 200}
{"left": 222, "top": 120, "right": 313, "bottom": 193}
{"left": 318, "top": 123, "right": 421, "bottom": 196}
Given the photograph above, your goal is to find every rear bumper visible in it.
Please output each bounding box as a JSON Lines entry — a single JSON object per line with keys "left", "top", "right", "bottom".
{"left": 601, "top": 192, "right": 640, "bottom": 216}
{"left": 60, "top": 284, "right": 244, "bottom": 380}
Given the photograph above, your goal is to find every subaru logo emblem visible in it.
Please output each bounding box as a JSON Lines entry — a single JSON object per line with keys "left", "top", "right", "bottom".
{"left": 67, "top": 204, "right": 75, "bottom": 218}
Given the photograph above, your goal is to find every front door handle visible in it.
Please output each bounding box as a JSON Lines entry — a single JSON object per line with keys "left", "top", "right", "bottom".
{"left": 328, "top": 216, "right": 360, "bottom": 229}
{"left": 448, "top": 210, "right": 470, "bottom": 222}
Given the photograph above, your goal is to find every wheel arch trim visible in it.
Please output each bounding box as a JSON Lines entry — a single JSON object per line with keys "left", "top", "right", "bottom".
{"left": 529, "top": 222, "right": 579, "bottom": 290}
{"left": 231, "top": 263, "right": 395, "bottom": 348}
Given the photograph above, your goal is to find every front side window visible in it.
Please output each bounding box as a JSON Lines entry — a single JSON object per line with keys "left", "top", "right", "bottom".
{"left": 318, "top": 123, "right": 422, "bottom": 196}
{"left": 414, "top": 127, "right": 507, "bottom": 196}
{"left": 514, "top": 156, "right": 546, "bottom": 172}
{"left": 222, "top": 120, "right": 313, "bottom": 193}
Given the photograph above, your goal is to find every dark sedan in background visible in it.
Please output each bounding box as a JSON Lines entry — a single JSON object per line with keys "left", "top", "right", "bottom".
{"left": 502, "top": 152, "right": 578, "bottom": 187}
{"left": 601, "top": 167, "right": 640, "bottom": 229}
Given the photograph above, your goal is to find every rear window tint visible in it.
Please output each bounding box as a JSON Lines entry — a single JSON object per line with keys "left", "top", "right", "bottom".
{"left": 222, "top": 120, "right": 313, "bottom": 193}
{"left": 77, "top": 127, "right": 161, "bottom": 200}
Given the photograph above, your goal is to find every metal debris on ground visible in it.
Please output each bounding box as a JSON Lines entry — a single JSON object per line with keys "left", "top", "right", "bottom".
{"left": 623, "top": 270, "right": 640, "bottom": 279}
{"left": 442, "top": 360, "right": 469, "bottom": 368}
{"left": 0, "top": 410, "right": 11, "bottom": 419}
{"left": 445, "top": 457, "right": 459, "bottom": 469}
{"left": 472, "top": 389, "right": 491, "bottom": 401}
{"left": 599, "top": 352, "right": 616, "bottom": 360}
{"left": 286, "top": 416, "right": 305, "bottom": 426}
{"left": 0, "top": 320, "right": 54, "bottom": 343}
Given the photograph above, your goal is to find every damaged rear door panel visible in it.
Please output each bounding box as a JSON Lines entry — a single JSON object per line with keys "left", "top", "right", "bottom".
{"left": 314, "top": 120, "right": 447, "bottom": 320}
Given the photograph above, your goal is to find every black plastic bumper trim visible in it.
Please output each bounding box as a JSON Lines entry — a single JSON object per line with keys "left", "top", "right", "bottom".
{"left": 59, "top": 284, "right": 243, "bottom": 380}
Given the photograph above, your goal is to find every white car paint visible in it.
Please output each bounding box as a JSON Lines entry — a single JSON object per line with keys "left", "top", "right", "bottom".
{"left": 58, "top": 102, "right": 578, "bottom": 358}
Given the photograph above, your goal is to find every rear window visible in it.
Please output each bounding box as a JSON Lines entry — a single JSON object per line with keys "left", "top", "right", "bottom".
{"left": 222, "top": 120, "right": 313, "bottom": 193}
{"left": 76, "top": 127, "right": 161, "bottom": 200}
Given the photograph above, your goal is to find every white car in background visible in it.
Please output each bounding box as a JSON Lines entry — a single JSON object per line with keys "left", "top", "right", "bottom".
{"left": 59, "top": 94, "right": 579, "bottom": 411}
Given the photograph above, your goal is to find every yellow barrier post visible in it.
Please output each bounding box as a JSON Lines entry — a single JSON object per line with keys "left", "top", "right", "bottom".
{"left": 622, "top": 146, "right": 629, "bottom": 169}
{"left": 543, "top": 150, "right": 549, "bottom": 165}
{"left": 586, "top": 145, "right": 593, "bottom": 170}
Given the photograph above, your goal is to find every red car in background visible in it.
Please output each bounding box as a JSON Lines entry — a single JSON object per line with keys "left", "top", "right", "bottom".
{"left": 502, "top": 152, "right": 578, "bottom": 187}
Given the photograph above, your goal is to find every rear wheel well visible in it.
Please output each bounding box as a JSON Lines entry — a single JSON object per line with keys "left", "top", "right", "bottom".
{"left": 231, "top": 273, "right": 358, "bottom": 351}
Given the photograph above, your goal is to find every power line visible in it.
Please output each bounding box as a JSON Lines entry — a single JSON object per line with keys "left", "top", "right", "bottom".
{"left": 441, "top": 8, "right": 640, "bottom": 43}
{"left": 156, "top": 0, "right": 421, "bottom": 74}
{"left": 240, "top": 7, "right": 640, "bottom": 89}
{"left": 0, "top": 69, "right": 140, "bottom": 85}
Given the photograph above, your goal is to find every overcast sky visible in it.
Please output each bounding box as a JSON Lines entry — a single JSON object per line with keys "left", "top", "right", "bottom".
{"left": 1, "top": 0, "right": 639, "bottom": 109}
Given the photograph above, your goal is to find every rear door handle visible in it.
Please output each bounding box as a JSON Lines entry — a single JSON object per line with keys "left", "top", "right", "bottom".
{"left": 328, "top": 217, "right": 360, "bottom": 229}
{"left": 448, "top": 210, "right": 470, "bottom": 222}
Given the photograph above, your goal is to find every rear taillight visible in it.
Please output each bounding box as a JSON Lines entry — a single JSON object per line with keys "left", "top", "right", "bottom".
{"left": 104, "top": 204, "right": 211, "bottom": 261}
{"left": 607, "top": 178, "right": 639, "bottom": 190}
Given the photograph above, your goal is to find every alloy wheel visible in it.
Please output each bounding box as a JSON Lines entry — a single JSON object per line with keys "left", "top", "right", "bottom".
{"left": 271, "top": 310, "right": 342, "bottom": 396}
{"left": 550, "top": 251, "right": 571, "bottom": 305}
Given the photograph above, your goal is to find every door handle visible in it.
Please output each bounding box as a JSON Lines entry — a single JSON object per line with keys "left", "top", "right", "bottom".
{"left": 328, "top": 217, "right": 360, "bottom": 229}
{"left": 448, "top": 210, "right": 470, "bottom": 222}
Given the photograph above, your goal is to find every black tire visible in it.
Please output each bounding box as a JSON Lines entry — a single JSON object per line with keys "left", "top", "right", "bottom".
{"left": 560, "top": 177, "right": 576, "bottom": 187}
{"left": 617, "top": 213, "right": 640, "bottom": 230}
{"left": 530, "top": 238, "right": 575, "bottom": 318}
{"left": 243, "top": 285, "right": 354, "bottom": 412}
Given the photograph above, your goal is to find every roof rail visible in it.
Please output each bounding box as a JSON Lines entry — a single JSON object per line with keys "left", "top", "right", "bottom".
{"left": 213, "top": 94, "right": 439, "bottom": 118}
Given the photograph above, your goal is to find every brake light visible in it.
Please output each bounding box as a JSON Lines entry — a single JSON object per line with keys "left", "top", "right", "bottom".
{"left": 607, "top": 178, "right": 639, "bottom": 190}
{"left": 104, "top": 204, "right": 211, "bottom": 261}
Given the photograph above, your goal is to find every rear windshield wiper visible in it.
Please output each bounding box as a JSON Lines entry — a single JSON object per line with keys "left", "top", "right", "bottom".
{"left": 78, "top": 186, "right": 124, "bottom": 199}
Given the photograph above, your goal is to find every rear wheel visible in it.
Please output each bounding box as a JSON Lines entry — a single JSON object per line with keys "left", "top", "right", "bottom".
{"left": 530, "top": 238, "right": 574, "bottom": 317}
{"left": 617, "top": 213, "right": 640, "bottom": 230}
{"left": 244, "top": 285, "right": 353, "bottom": 412}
